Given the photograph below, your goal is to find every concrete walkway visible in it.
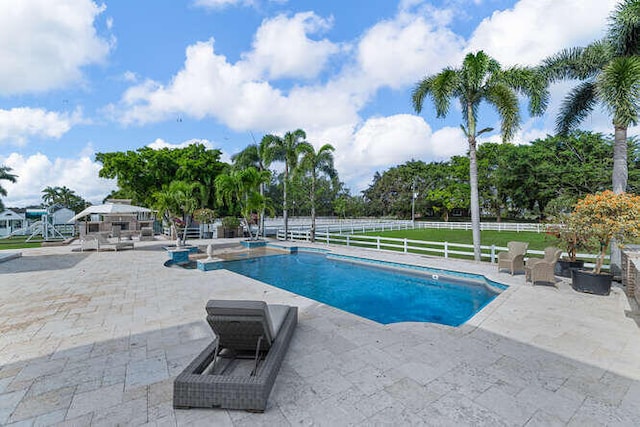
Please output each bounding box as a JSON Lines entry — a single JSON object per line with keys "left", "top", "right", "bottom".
{"left": 1, "top": 240, "right": 639, "bottom": 426}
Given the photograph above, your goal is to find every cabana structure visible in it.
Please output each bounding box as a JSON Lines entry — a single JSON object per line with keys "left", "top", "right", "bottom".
{"left": 69, "top": 200, "right": 155, "bottom": 238}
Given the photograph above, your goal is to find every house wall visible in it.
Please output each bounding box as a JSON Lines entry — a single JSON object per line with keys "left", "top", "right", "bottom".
{"left": 621, "top": 246, "right": 640, "bottom": 306}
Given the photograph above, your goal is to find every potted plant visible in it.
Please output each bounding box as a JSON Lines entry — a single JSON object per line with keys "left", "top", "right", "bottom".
{"left": 218, "top": 216, "right": 241, "bottom": 238}
{"left": 193, "top": 208, "right": 216, "bottom": 238}
{"left": 545, "top": 216, "right": 587, "bottom": 277}
{"left": 568, "top": 191, "right": 640, "bottom": 295}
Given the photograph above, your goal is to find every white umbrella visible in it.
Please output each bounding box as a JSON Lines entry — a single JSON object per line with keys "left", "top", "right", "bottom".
{"left": 68, "top": 203, "right": 152, "bottom": 223}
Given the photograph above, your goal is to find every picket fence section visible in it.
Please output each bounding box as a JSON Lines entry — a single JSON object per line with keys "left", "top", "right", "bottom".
{"left": 276, "top": 228, "right": 607, "bottom": 269}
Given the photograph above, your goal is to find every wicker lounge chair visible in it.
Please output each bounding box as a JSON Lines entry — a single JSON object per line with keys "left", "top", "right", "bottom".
{"left": 497, "top": 241, "right": 529, "bottom": 275}
{"left": 173, "top": 300, "right": 297, "bottom": 412}
{"left": 525, "top": 246, "right": 562, "bottom": 285}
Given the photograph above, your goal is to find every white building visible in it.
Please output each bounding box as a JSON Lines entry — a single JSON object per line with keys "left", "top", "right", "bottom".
{"left": 0, "top": 209, "right": 25, "bottom": 237}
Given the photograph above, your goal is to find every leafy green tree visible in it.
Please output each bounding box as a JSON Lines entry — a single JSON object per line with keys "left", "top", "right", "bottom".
{"left": 297, "top": 143, "right": 337, "bottom": 241}
{"left": 264, "top": 129, "right": 307, "bottom": 240}
{"left": 543, "top": 0, "right": 640, "bottom": 195}
{"left": 0, "top": 166, "right": 17, "bottom": 211}
{"left": 215, "top": 167, "right": 272, "bottom": 240}
{"left": 97, "top": 144, "right": 226, "bottom": 208}
{"left": 413, "top": 51, "right": 548, "bottom": 260}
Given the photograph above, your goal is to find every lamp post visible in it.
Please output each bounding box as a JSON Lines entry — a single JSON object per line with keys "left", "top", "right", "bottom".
{"left": 411, "top": 180, "right": 418, "bottom": 226}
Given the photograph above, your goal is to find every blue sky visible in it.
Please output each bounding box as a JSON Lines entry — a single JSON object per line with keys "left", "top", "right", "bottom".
{"left": 0, "top": 0, "right": 624, "bottom": 207}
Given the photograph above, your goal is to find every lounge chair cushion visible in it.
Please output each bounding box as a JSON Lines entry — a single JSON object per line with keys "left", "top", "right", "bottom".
{"left": 267, "top": 304, "right": 289, "bottom": 337}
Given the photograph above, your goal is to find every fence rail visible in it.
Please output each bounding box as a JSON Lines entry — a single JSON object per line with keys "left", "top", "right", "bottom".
{"left": 277, "top": 229, "right": 608, "bottom": 270}
{"left": 273, "top": 220, "right": 546, "bottom": 236}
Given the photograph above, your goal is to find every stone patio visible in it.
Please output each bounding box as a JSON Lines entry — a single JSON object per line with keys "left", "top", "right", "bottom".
{"left": 1, "top": 239, "right": 640, "bottom": 426}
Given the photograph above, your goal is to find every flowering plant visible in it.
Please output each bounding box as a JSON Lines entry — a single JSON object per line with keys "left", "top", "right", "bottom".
{"left": 569, "top": 191, "right": 640, "bottom": 274}
{"left": 193, "top": 208, "right": 216, "bottom": 224}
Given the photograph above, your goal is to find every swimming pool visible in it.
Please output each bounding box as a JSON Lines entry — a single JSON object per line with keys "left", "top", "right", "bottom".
{"left": 214, "top": 251, "right": 504, "bottom": 326}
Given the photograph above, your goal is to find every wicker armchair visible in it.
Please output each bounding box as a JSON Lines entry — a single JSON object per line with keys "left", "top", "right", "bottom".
{"left": 497, "top": 241, "right": 529, "bottom": 275}
{"left": 525, "top": 246, "right": 562, "bottom": 285}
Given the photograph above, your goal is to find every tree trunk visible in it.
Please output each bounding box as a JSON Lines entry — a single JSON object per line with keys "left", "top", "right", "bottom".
{"left": 612, "top": 125, "right": 628, "bottom": 194}
{"left": 469, "top": 138, "right": 482, "bottom": 262}
{"left": 283, "top": 168, "right": 289, "bottom": 240}
{"left": 610, "top": 125, "right": 628, "bottom": 274}
{"left": 259, "top": 182, "right": 265, "bottom": 239}
{"left": 310, "top": 176, "right": 316, "bottom": 242}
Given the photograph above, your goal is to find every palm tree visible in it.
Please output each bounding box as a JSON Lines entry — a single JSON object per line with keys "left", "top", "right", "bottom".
{"left": 41, "top": 186, "right": 59, "bottom": 207}
{"left": 231, "top": 134, "right": 276, "bottom": 238}
{"left": 543, "top": 0, "right": 640, "bottom": 273}
{"left": 215, "top": 167, "right": 272, "bottom": 240}
{"left": 543, "top": 0, "right": 640, "bottom": 194}
{"left": 298, "top": 143, "right": 337, "bottom": 242}
{"left": 265, "top": 129, "right": 307, "bottom": 240}
{"left": 0, "top": 166, "right": 17, "bottom": 211}
{"left": 413, "top": 51, "right": 548, "bottom": 261}
{"left": 152, "top": 180, "right": 199, "bottom": 243}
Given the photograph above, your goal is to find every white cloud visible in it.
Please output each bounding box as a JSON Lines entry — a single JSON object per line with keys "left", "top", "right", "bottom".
{"left": 355, "top": 7, "right": 464, "bottom": 89}
{"left": 0, "top": 108, "right": 81, "bottom": 146}
{"left": 467, "top": 0, "right": 618, "bottom": 66}
{"left": 147, "top": 138, "right": 232, "bottom": 163}
{"left": 1, "top": 150, "right": 116, "bottom": 207}
{"left": 148, "top": 137, "right": 213, "bottom": 150}
{"left": 244, "top": 12, "right": 340, "bottom": 80}
{"left": 333, "top": 115, "right": 467, "bottom": 192}
{"left": 0, "top": 0, "right": 112, "bottom": 95}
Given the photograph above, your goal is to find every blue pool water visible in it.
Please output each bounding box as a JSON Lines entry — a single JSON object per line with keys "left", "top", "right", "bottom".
{"left": 218, "top": 251, "right": 503, "bottom": 326}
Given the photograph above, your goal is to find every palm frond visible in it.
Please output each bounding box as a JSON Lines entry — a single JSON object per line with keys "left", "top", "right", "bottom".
{"left": 541, "top": 44, "right": 607, "bottom": 81}
{"left": 484, "top": 83, "right": 520, "bottom": 142}
{"left": 608, "top": 0, "right": 640, "bottom": 56}
{"left": 501, "top": 66, "right": 550, "bottom": 116}
{"left": 412, "top": 68, "right": 459, "bottom": 116}
{"left": 555, "top": 81, "right": 598, "bottom": 135}
{"left": 597, "top": 55, "right": 640, "bottom": 127}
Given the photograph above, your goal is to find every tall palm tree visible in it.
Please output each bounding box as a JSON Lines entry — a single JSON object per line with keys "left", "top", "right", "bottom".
{"left": 0, "top": 166, "right": 17, "bottom": 211}
{"left": 215, "top": 167, "right": 272, "bottom": 240}
{"left": 41, "top": 186, "right": 59, "bottom": 207}
{"left": 298, "top": 143, "right": 337, "bottom": 242}
{"left": 543, "top": 0, "right": 640, "bottom": 273}
{"left": 543, "top": 0, "right": 640, "bottom": 194}
{"left": 231, "top": 134, "right": 276, "bottom": 238}
{"left": 265, "top": 129, "right": 307, "bottom": 240}
{"left": 413, "top": 51, "right": 548, "bottom": 261}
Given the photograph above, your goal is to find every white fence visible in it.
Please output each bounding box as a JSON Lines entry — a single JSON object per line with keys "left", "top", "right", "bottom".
{"left": 277, "top": 228, "right": 608, "bottom": 269}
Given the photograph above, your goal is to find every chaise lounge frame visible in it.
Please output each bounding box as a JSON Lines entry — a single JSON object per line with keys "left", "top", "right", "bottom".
{"left": 173, "top": 303, "right": 297, "bottom": 412}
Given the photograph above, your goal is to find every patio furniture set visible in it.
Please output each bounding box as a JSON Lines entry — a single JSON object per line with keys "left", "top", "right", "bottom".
{"left": 498, "top": 240, "right": 563, "bottom": 285}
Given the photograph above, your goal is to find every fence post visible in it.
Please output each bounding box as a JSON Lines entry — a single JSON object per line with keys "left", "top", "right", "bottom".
{"left": 346, "top": 235, "right": 350, "bottom": 247}
{"left": 444, "top": 241, "right": 448, "bottom": 258}
{"left": 326, "top": 229, "right": 329, "bottom": 245}
{"left": 491, "top": 245, "right": 496, "bottom": 263}
{"left": 517, "top": 223, "right": 520, "bottom": 233}
{"left": 376, "top": 237, "right": 380, "bottom": 250}
{"left": 404, "top": 238, "right": 407, "bottom": 253}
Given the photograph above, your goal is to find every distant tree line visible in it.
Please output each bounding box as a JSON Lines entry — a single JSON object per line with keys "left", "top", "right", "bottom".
{"left": 363, "top": 131, "right": 640, "bottom": 221}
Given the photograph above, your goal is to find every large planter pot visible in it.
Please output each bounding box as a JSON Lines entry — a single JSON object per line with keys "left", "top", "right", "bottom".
{"left": 571, "top": 269, "right": 613, "bottom": 296}
{"left": 555, "top": 259, "right": 585, "bottom": 278}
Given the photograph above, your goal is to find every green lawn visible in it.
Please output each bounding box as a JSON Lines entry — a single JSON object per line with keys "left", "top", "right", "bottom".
{"left": 0, "top": 236, "right": 47, "bottom": 250}
{"left": 361, "top": 228, "right": 552, "bottom": 251}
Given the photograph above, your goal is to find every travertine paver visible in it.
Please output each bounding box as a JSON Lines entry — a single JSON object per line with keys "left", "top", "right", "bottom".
{"left": 1, "top": 239, "right": 640, "bottom": 425}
